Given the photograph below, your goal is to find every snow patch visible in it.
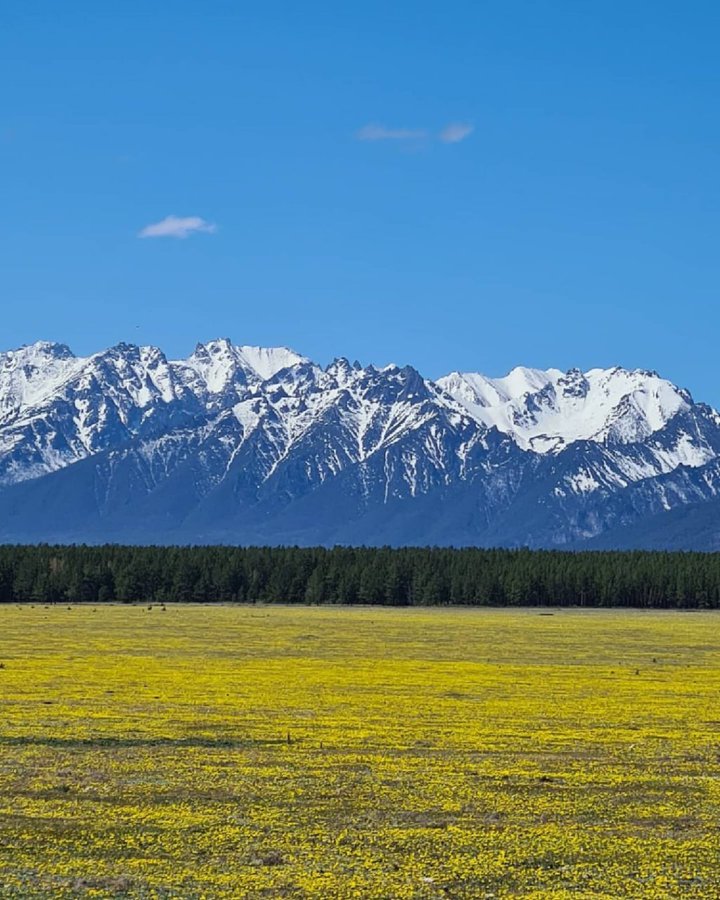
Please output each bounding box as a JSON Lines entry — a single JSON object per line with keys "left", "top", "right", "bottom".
{"left": 438, "top": 366, "right": 690, "bottom": 452}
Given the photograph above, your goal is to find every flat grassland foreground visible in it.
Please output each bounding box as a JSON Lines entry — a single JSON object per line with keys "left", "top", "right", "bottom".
{"left": 0, "top": 607, "right": 718, "bottom": 899}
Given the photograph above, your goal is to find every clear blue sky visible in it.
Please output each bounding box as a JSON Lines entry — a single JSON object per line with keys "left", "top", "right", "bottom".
{"left": 2, "top": 2, "right": 720, "bottom": 399}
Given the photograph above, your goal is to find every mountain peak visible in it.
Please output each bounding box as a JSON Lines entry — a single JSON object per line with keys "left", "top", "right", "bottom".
{"left": 4, "top": 340, "right": 76, "bottom": 362}
{"left": 0, "top": 341, "right": 81, "bottom": 420}
{"left": 235, "top": 345, "right": 307, "bottom": 380}
{"left": 0, "top": 340, "right": 718, "bottom": 549}
{"left": 184, "top": 340, "right": 307, "bottom": 393}
{"left": 438, "top": 365, "right": 691, "bottom": 452}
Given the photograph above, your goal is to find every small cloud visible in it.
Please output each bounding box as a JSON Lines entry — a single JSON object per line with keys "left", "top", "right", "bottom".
{"left": 356, "top": 123, "right": 428, "bottom": 142}
{"left": 439, "top": 122, "right": 474, "bottom": 144}
{"left": 138, "top": 215, "right": 217, "bottom": 239}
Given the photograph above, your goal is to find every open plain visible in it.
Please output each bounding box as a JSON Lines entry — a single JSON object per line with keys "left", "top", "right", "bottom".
{"left": 0, "top": 605, "right": 718, "bottom": 898}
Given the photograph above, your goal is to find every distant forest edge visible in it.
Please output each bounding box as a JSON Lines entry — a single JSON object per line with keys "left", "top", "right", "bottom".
{"left": 1, "top": 545, "right": 720, "bottom": 608}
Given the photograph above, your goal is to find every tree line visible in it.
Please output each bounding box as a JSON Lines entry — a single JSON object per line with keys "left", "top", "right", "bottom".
{"left": 1, "top": 544, "right": 720, "bottom": 608}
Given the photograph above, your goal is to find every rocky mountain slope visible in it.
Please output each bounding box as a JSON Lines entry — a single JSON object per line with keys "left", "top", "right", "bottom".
{"left": 1, "top": 339, "right": 719, "bottom": 547}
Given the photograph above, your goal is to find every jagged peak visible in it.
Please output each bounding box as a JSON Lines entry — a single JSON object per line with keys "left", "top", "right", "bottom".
{"left": 2, "top": 340, "right": 76, "bottom": 363}
{"left": 188, "top": 339, "right": 306, "bottom": 381}
{"left": 326, "top": 356, "right": 353, "bottom": 373}
{"left": 0, "top": 341, "right": 711, "bottom": 468}
{"left": 438, "top": 365, "right": 695, "bottom": 452}
{"left": 0, "top": 342, "right": 83, "bottom": 417}
{"left": 233, "top": 345, "right": 308, "bottom": 381}
{"left": 182, "top": 340, "right": 308, "bottom": 396}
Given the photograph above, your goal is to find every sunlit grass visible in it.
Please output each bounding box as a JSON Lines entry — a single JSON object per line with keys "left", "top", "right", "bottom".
{"left": 0, "top": 605, "right": 718, "bottom": 897}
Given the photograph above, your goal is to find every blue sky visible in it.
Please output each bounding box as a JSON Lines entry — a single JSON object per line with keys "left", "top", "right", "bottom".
{"left": 2, "top": 2, "right": 720, "bottom": 399}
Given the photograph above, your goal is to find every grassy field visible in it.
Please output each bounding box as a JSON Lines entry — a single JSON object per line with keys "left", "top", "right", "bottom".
{"left": 0, "top": 605, "right": 718, "bottom": 898}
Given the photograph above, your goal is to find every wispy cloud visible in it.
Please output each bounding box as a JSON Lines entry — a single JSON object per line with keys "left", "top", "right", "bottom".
{"left": 439, "top": 122, "right": 474, "bottom": 144}
{"left": 138, "top": 215, "right": 217, "bottom": 239}
{"left": 356, "top": 123, "right": 428, "bottom": 142}
{"left": 356, "top": 122, "right": 474, "bottom": 146}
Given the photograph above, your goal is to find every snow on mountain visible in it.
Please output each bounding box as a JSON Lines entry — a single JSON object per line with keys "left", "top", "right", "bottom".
{"left": 180, "top": 339, "right": 308, "bottom": 395}
{"left": 438, "top": 365, "right": 696, "bottom": 455}
{"left": 0, "top": 342, "right": 82, "bottom": 422}
{"left": 211, "top": 357, "right": 479, "bottom": 501}
{"left": 1, "top": 340, "right": 720, "bottom": 548}
{"left": 0, "top": 340, "right": 311, "bottom": 487}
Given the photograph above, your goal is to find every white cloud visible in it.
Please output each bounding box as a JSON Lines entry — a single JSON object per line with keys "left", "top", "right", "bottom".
{"left": 439, "top": 122, "right": 474, "bottom": 144}
{"left": 138, "top": 215, "right": 217, "bottom": 239}
{"left": 356, "top": 123, "right": 428, "bottom": 142}
{"left": 356, "top": 122, "right": 474, "bottom": 145}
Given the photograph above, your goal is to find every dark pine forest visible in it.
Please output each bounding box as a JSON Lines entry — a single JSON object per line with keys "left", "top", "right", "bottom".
{"left": 1, "top": 545, "right": 720, "bottom": 608}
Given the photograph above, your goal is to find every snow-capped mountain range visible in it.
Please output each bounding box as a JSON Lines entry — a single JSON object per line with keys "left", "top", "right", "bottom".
{"left": 1, "top": 338, "right": 720, "bottom": 549}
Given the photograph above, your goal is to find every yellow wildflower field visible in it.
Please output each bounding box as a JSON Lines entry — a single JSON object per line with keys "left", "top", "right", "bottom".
{"left": 0, "top": 605, "right": 718, "bottom": 898}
